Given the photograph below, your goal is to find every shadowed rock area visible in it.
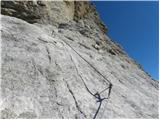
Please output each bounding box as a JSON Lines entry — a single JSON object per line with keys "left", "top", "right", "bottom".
{"left": 0, "top": 1, "right": 158, "bottom": 119}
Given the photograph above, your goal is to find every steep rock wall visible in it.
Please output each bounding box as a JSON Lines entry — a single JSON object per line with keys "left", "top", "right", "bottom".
{"left": 0, "top": 1, "right": 158, "bottom": 119}
{"left": 1, "top": 0, "right": 107, "bottom": 33}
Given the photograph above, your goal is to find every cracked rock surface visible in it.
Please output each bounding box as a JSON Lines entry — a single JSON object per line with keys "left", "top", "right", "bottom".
{"left": 0, "top": 1, "right": 159, "bottom": 118}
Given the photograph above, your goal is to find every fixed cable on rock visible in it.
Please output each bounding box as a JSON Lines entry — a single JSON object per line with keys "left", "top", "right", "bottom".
{"left": 57, "top": 36, "right": 113, "bottom": 119}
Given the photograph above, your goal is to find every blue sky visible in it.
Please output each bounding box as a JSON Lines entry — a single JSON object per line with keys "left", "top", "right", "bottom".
{"left": 93, "top": 1, "right": 159, "bottom": 80}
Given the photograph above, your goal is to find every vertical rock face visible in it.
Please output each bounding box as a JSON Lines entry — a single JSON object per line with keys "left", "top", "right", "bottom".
{"left": 1, "top": 1, "right": 75, "bottom": 24}
{"left": 0, "top": 1, "right": 158, "bottom": 119}
{"left": 1, "top": 1, "right": 107, "bottom": 32}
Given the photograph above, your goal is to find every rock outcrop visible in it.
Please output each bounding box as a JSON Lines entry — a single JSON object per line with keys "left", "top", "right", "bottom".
{"left": 0, "top": 1, "right": 158, "bottom": 119}
{"left": 1, "top": 1, "right": 107, "bottom": 33}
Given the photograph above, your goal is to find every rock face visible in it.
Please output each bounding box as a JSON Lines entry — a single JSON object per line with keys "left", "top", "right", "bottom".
{"left": 0, "top": 1, "right": 158, "bottom": 119}
{"left": 1, "top": 1, "right": 107, "bottom": 33}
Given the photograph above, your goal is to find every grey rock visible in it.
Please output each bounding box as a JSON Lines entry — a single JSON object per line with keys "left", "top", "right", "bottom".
{"left": 0, "top": 1, "right": 158, "bottom": 119}
{"left": 1, "top": 1, "right": 107, "bottom": 33}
